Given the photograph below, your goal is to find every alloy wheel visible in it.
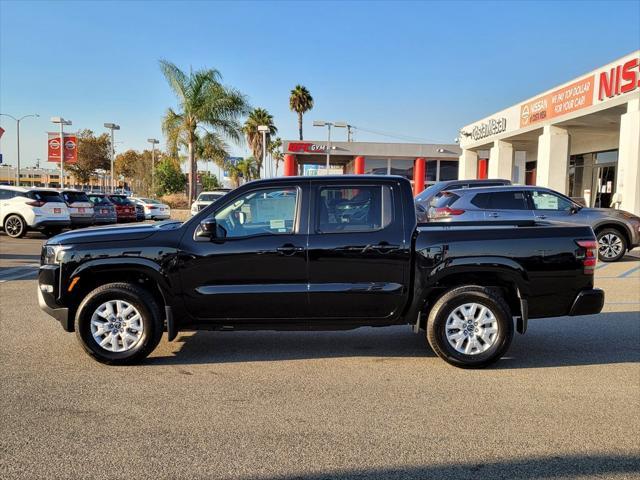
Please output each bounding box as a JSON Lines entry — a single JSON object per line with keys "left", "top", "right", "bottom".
{"left": 445, "top": 302, "right": 499, "bottom": 355}
{"left": 90, "top": 300, "right": 144, "bottom": 352}
{"left": 598, "top": 233, "right": 623, "bottom": 260}
{"left": 5, "top": 216, "right": 24, "bottom": 237}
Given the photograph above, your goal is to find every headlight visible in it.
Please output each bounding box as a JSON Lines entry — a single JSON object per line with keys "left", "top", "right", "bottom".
{"left": 42, "top": 245, "right": 72, "bottom": 265}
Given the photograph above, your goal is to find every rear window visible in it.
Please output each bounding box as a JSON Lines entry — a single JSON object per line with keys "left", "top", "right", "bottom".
{"left": 433, "top": 192, "right": 460, "bottom": 208}
{"left": 62, "top": 191, "right": 90, "bottom": 203}
{"left": 109, "top": 195, "right": 132, "bottom": 205}
{"left": 471, "top": 191, "right": 528, "bottom": 210}
{"left": 89, "top": 195, "right": 112, "bottom": 205}
{"left": 27, "top": 190, "right": 64, "bottom": 203}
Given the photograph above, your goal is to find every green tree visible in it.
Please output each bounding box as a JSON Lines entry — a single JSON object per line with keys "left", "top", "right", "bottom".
{"left": 68, "top": 129, "right": 111, "bottom": 185}
{"left": 115, "top": 149, "right": 155, "bottom": 196}
{"left": 268, "top": 137, "right": 284, "bottom": 176}
{"left": 155, "top": 158, "right": 186, "bottom": 196}
{"left": 200, "top": 172, "right": 222, "bottom": 191}
{"left": 225, "top": 157, "right": 258, "bottom": 188}
{"left": 243, "top": 108, "right": 277, "bottom": 176}
{"left": 289, "top": 85, "right": 313, "bottom": 140}
{"left": 160, "top": 59, "right": 249, "bottom": 203}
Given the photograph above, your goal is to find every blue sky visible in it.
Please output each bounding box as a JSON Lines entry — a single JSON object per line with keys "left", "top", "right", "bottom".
{"left": 1, "top": 0, "right": 638, "bottom": 170}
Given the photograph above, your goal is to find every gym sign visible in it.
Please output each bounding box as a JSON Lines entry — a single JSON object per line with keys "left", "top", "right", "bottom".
{"left": 471, "top": 118, "right": 508, "bottom": 141}
{"left": 287, "top": 142, "right": 328, "bottom": 154}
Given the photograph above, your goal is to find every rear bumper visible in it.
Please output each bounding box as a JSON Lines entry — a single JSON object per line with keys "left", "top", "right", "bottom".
{"left": 70, "top": 216, "right": 95, "bottom": 226}
{"left": 569, "top": 288, "right": 605, "bottom": 316}
{"left": 32, "top": 219, "right": 71, "bottom": 229}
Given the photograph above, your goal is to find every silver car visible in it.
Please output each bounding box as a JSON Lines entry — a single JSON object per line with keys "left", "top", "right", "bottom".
{"left": 427, "top": 185, "right": 640, "bottom": 262}
{"left": 415, "top": 179, "right": 511, "bottom": 222}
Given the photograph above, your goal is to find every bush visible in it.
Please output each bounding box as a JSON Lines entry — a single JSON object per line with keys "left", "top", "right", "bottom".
{"left": 161, "top": 193, "right": 189, "bottom": 209}
{"left": 155, "top": 159, "right": 186, "bottom": 196}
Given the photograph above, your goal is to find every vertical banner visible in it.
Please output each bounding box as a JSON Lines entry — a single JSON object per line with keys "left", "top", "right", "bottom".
{"left": 47, "top": 132, "right": 78, "bottom": 164}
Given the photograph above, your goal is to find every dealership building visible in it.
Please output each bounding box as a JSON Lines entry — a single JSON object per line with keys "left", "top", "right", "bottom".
{"left": 458, "top": 50, "right": 640, "bottom": 215}
{"left": 282, "top": 140, "right": 461, "bottom": 195}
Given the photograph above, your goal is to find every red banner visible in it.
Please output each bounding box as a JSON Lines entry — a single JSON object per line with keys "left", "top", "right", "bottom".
{"left": 0, "top": 126, "right": 5, "bottom": 139}
{"left": 48, "top": 132, "right": 78, "bottom": 164}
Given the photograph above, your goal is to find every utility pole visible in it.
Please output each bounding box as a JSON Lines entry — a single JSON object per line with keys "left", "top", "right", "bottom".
{"left": 147, "top": 138, "right": 159, "bottom": 195}
{"left": 104, "top": 123, "right": 120, "bottom": 193}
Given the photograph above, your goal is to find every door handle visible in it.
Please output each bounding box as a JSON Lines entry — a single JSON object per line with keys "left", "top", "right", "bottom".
{"left": 276, "top": 244, "right": 304, "bottom": 256}
{"left": 537, "top": 214, "right": 547, "bottom": 220}
{"left": 488, "top": 212, "right": 500, "bottom": 218}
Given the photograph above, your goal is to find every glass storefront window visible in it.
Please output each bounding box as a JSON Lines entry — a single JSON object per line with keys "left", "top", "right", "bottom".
{"left": 364, "top": 158, "right": 388, "bottom": 175}
{"left": 595, "top": 150, "right": 618, "bottom": 164}
{"left": 439, "top": 160, "right": 458, "bottom": 181}
{"left": 426, "top": 161, "right": 437, "bottom": 182}
{"left": 389, "top": 159, "right": 413, "bottom": 180}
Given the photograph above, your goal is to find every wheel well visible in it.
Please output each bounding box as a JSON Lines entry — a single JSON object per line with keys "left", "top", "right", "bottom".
{"left": 594, "top": 223, "right": 630, "bottom": 248}
{"left": 67, "top": 270, "right": 167, "bottom": 327}
{"left": 420, "top": 273, "right": 521, "bottom": 327}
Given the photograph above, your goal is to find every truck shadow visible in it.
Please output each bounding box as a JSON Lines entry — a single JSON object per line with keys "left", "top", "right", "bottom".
{"left": 149, "top": 311, "right": 639, "bottom": 368}
{"left": 234, "top": 454, "right": 639, "bottom": 480}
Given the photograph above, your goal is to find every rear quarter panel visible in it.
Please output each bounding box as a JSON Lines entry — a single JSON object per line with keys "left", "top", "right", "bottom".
{"left": 413, "top": 223, "right": 596, "bottom": 318}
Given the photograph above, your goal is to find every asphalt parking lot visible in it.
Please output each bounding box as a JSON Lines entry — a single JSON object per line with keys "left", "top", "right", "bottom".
{"left": 0, "top": 233, "right": 638, "bottom": 479}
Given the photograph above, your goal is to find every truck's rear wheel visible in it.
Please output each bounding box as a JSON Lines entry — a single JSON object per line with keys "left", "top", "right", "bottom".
{"left": 74, "top": 282, "right": 163, "bottom": 365}
{"left": 426, "top": 286, "right": 513, "bottom": 368}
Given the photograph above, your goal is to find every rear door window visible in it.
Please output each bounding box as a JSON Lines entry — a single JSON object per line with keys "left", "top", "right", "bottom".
{"left": 486, "top": 191, "right": 528, "bottom": 210}
{"left": 317, "top": 185, "right": 393, "bottom": 233}
{"left": 531, "top": 190, "right": 573, "bottom": 211}
{"left": 0, "top": 188, "right": 15, "bottom": 200}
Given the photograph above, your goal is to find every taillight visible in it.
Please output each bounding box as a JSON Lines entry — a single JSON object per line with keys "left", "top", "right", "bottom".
{"left": 433, "top": 207, "right": 465, "bottom": 219}
{"left": 27, "top": 200, "right": 45, "bottom": 207}
{"left": 576, "top": 240, "right": 597, "bottom": 274}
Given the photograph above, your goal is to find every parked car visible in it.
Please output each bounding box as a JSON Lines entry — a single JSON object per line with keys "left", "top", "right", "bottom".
{"left": 38, "top": 176, "right": 603, "bottom": 367}
{"left": 87, "top": 194, "right": 118, "bottom": 225}
{"left": 133, "top": 203, "right": 145, "bottom": 222}
{"left": 415, "top": 179, "right": 512, "bottom": 222}
{"left": 132, "top": 197, "right": 171, "bottom": 220}
{"left": 60, "top": 189, "right": 95, "bottom": 229}
{"left": 107, "top": 194, "right": 137, "bottom": 223}
{"left": 190, "top": 189, "right": 231, "bottom": 216}
{"left": 427, "top": 185, "right": 640, "bottom": 262}
{"left": 1, "top": 186, "right": 70, "bottom": 238}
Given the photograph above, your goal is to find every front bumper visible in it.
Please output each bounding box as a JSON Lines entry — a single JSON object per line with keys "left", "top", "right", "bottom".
{"left": 37, "top": 266, "right": 72, "bottom": 331}
{"left": 569, "top": 288, "right": 605, "bottom": 316}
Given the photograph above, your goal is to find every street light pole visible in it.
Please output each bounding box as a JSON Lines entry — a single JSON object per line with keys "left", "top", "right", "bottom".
{"left": 0, "top": 113, "right": 39, "bottom": 185}
{"left": 147, "top": 138, "right": 159, "bottom": 195}
{"left": 258, "top": 125, "right": 270, "bottom": 179}
{"left": 50, "top": 116, "right": 71, "bottom": 188}
{"left": 104, "top": 123, "right": 120, "bottom": 193}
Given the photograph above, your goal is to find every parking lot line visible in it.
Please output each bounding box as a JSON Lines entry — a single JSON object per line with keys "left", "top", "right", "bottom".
{"left": 619, "top": 265, "right": 640, "bottom": 278}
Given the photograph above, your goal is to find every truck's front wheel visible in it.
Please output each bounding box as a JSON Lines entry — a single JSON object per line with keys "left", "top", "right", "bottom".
{"left": 74, "top": 282, "right": 163, "bottom": 365}
{"left": 426, "top": 286, "right": 513, "bottom": 368}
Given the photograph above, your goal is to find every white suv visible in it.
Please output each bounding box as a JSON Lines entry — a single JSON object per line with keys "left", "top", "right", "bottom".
{"left": 190, "top": 189, "right": 231, "bottom": 216}
{"left": 0, "top": 186, "right": 70, "bottom": 238}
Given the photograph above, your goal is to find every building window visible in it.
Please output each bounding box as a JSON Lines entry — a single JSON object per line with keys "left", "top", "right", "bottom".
{"left": 439, "top": 160, "right": 458, "bottom": 181}
{"left": 389, "top": 159, "right": 413, "bottom": 180}
{"left": 364, "top": 158, "right": 389, "bottom": 175}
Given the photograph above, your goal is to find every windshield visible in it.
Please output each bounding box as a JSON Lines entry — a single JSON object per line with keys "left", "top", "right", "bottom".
{"left": 139, "top": 198, "right": 161, "bottom": 204}
{"left": 198, "top": 193, "right": 225, "bottom": 202}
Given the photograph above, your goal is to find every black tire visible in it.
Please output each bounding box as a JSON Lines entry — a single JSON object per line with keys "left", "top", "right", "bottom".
{"left": 4, "top": 214, "right": 27, "bottom": 238}
{"left": 74, "top": 282, "right": 163, "bottom": 365}
{"left": 426, "top": 285, "right": 513, "bottom": 368}
{"left": 596, "top": 228, "right": 627, "bottom": 262}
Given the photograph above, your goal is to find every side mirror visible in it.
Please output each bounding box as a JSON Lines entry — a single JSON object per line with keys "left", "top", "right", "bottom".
{"left": 197, "top": 218, "right": 222, "bottom": 239}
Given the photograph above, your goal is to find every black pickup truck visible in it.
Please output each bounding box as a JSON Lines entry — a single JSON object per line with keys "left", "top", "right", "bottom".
{"left": 38, "top": 176, "right": 604, "bottom": 367}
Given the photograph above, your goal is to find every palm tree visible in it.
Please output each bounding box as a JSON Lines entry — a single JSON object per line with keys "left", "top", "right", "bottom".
{"left": 289, "top": 85, "right": 313, "bottom": 140}
{"left": 243, "top": 108, "right": 277, "bottom": 177}
{"left": 226, "top": 157, "right": 258, "bottom": 188}
{"left": 268, "top": 137, "right": 284, "bottom": 176}
{"left": 160, "top": 59, "right": 249, "bottom": 203}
